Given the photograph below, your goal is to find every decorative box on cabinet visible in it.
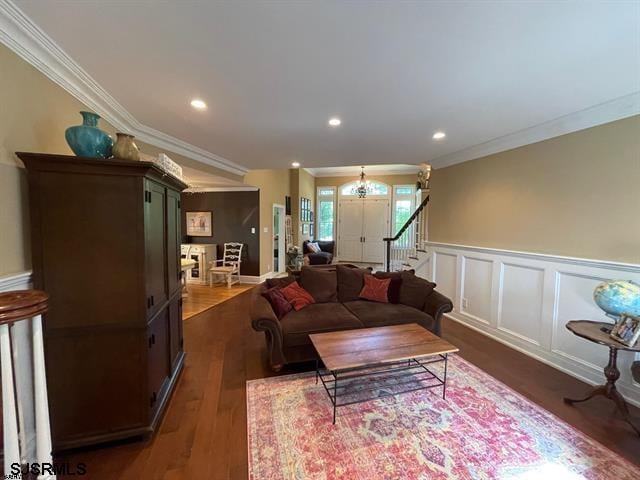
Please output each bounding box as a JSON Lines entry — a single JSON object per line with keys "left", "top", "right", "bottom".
{"left": 18, "top": 152, "right": 188, "bottom": 451}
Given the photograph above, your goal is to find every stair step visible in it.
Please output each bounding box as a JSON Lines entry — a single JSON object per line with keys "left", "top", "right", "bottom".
{"left": 416, "top": 248, "right": 427, "bottom": 253}
{"left": 407, "top": 256, "right": 419, "bottom": 260}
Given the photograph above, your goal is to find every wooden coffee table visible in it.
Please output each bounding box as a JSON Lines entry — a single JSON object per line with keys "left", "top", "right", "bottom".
{"left": 310, "top": 323, "right": 459, "bottom": 423}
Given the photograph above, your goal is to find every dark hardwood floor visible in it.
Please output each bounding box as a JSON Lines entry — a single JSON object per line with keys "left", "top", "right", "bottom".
{"left": 58, "top": 289, "right": 640, "bottom": 478}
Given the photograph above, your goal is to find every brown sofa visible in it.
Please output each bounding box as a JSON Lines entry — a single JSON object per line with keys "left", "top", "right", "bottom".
{"left": 251, "top": 264, "right": 453, "bottom": 371}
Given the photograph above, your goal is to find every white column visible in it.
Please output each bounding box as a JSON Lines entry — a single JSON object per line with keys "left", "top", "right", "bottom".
{"left": 32, "top": 314, "right": 56, "bottom": 480}
{"left": 1, "top": 323, "right": 22, "bottom": 479}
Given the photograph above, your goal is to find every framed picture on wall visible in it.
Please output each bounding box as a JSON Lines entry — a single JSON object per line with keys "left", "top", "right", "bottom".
{"left": 186, "top": 211, "right": 212, "bottom": 237}
{"left": 302, "top": 223, "right": 309, "bottom": 235}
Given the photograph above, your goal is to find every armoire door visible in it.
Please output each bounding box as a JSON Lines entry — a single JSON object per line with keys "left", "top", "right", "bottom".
{"left": 338, "top": 200, "right": 364, "bottom": 262}
{"left": 166, "top": 189, "right": 181, "bottom": 296}
{"left": 362, "top": 199, "right": 390, "bottom": 263}
{"left": 144, "top": 179, "right": 168, "bottom": 317}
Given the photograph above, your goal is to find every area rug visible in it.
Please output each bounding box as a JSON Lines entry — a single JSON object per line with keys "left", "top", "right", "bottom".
{"left": 247, "top": 355, "right": 638, "bottom": 479}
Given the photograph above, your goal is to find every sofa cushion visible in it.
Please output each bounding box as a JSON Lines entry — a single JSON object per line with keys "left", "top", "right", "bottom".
{"left": 343, "top": 301, "right": 436, "bottom": 331}
{"left": 300, "top": 266, "right": 337, "bottom": 303}
{"left": 359, "top": 275, "right": 391, "bottom": 303}
{"left": 373, "top": 271, "right": 403, "bottom": 304}
{"left": 337, "top": 264, "right": 372, "bottom": 302}
{"left": 266, "top": 276, "right": 296, "bottom": 289}
{"left": 399, "top": 271, "right": 436, "bottom": 310}
{"left": 280, "top": 281, "right": 315, "bottom": 311}
{"left": 281, "top": 303, "right": 363, "bottom": 348}
{"left": 307, "top": 251, "right": 333, "bottom": 265}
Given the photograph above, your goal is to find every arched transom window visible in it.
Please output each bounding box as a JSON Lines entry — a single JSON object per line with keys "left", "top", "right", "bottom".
{"left": 339, "top": 180, "right": 389, "bottom": 197}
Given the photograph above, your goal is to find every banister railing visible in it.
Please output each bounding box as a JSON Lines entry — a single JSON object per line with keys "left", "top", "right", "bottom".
{"left": 383, "top": 195, "right": 430, "bottom": 272}
{"left": 0, "top": 290, "right": 55, "bottom": 479}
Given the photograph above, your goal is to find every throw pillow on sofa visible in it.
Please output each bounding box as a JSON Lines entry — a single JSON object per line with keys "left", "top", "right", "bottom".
{"left": 261, "top": 287, "right": 293, "bottom": 319}
{"left": 359, "top": 275, "right": 391, "bottom": 303}
{"left": 280, "top": 281, "right": 315, "bottom": 311}
{"left": 399, "top": 271, "right": 436, "bottom": 310}
{"left": 300, "top": 266, "right": 337, "bottom": 303}
{"left": 336, "top": 264, "right": 373, "bottom": 302}
{"left": 306, "top": 242, "right": 322, "bottom": 253}
{"left": 373, "top": 271, "right": 404, "bottom": 304}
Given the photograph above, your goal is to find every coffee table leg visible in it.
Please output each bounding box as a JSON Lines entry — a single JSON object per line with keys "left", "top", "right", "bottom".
{"left": 443, "top": 354, "right": 449, "bottom": 400}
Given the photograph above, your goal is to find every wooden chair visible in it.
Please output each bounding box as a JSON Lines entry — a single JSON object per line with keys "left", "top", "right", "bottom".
{"left": 209, "top": 243, "right": 243, "bottom": 288}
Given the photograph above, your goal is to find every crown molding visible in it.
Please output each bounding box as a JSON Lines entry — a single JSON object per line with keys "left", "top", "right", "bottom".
{"left": 185, "top": 186, "right": 258, "bottom": 193}
{"left": 430, "top": 92, "right": 640, "bottom": 169}
{"left": 0, "top": 0, "right": 248, "bottom": 176}
{"left": 306, "top": 164, "right": 421, "bottom": 177}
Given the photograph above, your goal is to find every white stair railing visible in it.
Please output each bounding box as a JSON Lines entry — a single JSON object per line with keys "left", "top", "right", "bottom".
{"left": 384, "top": 195, "right": 430, "bottom": 272}
{"left": 0, "top": 290, "right": 55, "bottom": 480}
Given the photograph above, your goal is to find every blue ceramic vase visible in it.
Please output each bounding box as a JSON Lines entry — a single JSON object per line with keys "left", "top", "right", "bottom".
{"left": 65, "top": 111, "right": 113, "bottom": 158}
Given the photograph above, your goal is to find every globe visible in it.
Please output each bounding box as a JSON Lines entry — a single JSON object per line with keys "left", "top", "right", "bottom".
{"left": 593, "top": 280, "right": 640, "bottom": 318}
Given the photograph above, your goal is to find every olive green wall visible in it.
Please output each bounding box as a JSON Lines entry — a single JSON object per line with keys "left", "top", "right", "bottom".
{"left": 0, "top": 43, "right": 241, "bottom": 276}
{"left": 429, "top": 116, "right": 640, "bottom": 263}
{"left": 243, "top": 169, "right": 291, "bottom": 275}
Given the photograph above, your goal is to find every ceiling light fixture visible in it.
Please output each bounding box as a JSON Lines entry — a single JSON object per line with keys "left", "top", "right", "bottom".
{"left": 328, "top": 117, "right": 342, "bottom": 127}
{"left": 291, "top": 161, "right": 300, "bottom": 168}
{"left": 351, "top": 167, "right": 372, "bottom": 199}
{"left": 432, "top": 131, "right": 446, "bottom": 140}
{"left": 190, "top": 99, "right": 207, "bottom": 110}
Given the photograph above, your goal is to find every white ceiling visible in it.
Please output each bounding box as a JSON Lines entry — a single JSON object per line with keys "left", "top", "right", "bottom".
{"left": 12, "top": 1, "right": 640, "bottom": 172}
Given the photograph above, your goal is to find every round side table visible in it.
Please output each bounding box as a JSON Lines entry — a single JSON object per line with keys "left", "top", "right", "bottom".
{"left": 564, "top": 320, "right": 640, "bottom": 436}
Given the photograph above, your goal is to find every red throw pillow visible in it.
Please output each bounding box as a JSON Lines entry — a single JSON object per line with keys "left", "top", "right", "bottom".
{"left": 280, "top": 281, "right": 316, "bottom": 311}
{"left": 261, "top": 287, "right": 293, "bottom": 319}
{"left": 359, "top": 275, "right": 391, "bottom": 303}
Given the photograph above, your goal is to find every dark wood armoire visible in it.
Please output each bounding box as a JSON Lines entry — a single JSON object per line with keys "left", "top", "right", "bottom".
{"left": 18, "top": 152, "right": 187, "bottom": 451}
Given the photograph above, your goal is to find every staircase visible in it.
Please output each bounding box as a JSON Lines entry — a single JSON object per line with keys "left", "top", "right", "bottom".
{"left": 383, "top": 194, "right": 430, "bottom": 272}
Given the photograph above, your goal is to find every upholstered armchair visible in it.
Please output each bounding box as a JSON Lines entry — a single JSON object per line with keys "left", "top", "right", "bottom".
{"left": 302, "top": 240, "right": 335, "bottom": 265}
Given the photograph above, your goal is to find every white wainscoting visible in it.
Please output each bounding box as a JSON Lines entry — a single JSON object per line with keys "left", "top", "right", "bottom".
{"left": 421, "top": 243, "right": 640, "bottom": 407}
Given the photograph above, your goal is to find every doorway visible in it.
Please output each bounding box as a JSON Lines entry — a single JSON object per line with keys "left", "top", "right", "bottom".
{"left": 272, "top": 204, "right": 286, "bottom": 273}
{"left": 337, "top": 198, "right": 390, "bottom": 263}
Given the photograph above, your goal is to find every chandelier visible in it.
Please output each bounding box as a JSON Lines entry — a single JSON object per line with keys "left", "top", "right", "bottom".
{"left": 351, "top": 166, "right": 373, "bottom": 198}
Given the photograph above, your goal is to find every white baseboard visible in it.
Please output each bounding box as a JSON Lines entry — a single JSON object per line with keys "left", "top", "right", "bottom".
{"left": 239, "top": 272, "right": 278, "bottom": 284}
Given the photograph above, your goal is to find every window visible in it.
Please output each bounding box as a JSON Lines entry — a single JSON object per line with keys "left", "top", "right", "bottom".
{"left": 394, "top": 200, "right": 412, "bottom": 236}
{"left": 392, "top": 185, "right": 416, "bottom": 248}
{"left": 340, "top": 180, "right": 389, "bottom": 197}
{"left": 317, "top": 187, "right": 336, "bottom": 240}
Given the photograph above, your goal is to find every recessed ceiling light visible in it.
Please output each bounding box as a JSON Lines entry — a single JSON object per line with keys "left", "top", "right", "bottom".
{"left": 190, "top": 99, "right": 207, "bottom": 110}
{"left": 432, "top": 131, "right": 446, "bottom": 140}
{"left": 291, "top": 161, "right": 300, "bottom": 168}
{"left": 328, "top": 117, "right": 342, "bottom": 127}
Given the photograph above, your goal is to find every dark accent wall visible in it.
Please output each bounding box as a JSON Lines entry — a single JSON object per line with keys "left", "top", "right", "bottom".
{"left": 181, "top": 191, "right": 260, "bottom": 276}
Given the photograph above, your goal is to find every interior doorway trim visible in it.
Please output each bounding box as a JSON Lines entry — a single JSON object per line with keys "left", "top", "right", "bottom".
{"left": 272, "top": 204, "right": 286, "bottom": 274}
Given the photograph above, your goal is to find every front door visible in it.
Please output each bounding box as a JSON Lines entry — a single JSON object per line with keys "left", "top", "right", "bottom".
{"left": 362, "top": 199, "right": 390, "bottom": 263}
{"left": 338, "top": 200, "right": 365, "bottom": 262}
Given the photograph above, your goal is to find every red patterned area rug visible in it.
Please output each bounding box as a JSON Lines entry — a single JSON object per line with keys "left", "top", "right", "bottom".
{"left": 247, "top": 355, "right": 638, "bottom": 479}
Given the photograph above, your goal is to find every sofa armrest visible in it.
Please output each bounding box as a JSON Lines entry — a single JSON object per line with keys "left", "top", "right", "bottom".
{"left": 422, "top": 290, "right": 453, "bottom": 336}
{"left": 250, "top": 288, "right": 286, "bottom": 369}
